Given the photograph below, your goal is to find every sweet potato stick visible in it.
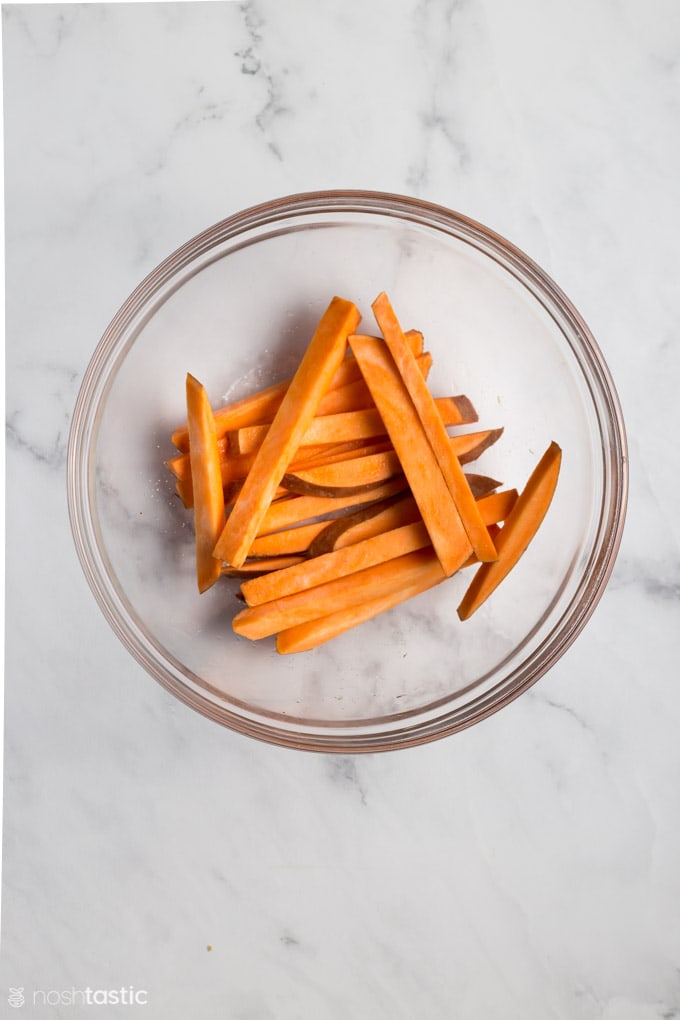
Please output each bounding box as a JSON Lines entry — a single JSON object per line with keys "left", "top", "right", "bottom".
{"left": 173, "top": 350, "right": 353, "bottom": 452}
{"left": 227, "top": 355, "right": 452, "bottom": 456}
{"left": 185, "top": 373, "right": 225, "bottom": 592}
{"left": 276, "top": 524, "right": 508, "bottom": 655}
{"left": 372, "top": 291, "right": 497, "bottom": 563}
{"left": 171, "top": 329, "right": 424, "bottom": 451}
{"left": 232, "top": 547, "right": 469, "bottom": 641}
{"left": 310, "top": 347, "right": 430, "bottom": 418}
{"left": 476, "top": 488, "right": 518, "bottom": 525}
{"left": 308, "top": 493, "right": 422, "bottom": 556}
{"left": 248, "top": 521, "right": 333, "bottom": 557}
{"left": 282, "top": 448, "right": 402, "bottom": 497}
{"left": 256, "top": 478, "right": 409, "bottom": 536}
{"left": 179, "top": 468, "right": 497, "bottom": 521}
{"left": 173, "top": 378, "right": 286, "bottom": 452}
{"left": 213, "top": 297, "right": 361, "bottom": 567}
{"left": 275, "top": 524, "right": 506, "bottom": 655}
{"left": 349, "top": 334, "right": 472, "bottom": 575}
{"left": 221, "top": 556, "right": 306, "bottom": 577}
{"left": 241, "top": 521, "right": 433, "bottom": 606}
{"left": 241, "top": 488, "right": 517, "bottom": 607}
{"left": 275, "top": 557, "right": 447, "bottom": 654}
{"left": 454, "top": 427, "right": 503, "bottom": 464}
{"left": 281, "top": 428, "right": 504, "bottom": 497}
{"left": 168, "top": 437, "right": 387, "bottom": 510}
{"left": 310, "top": 488, "right": 518, "bottom": 558}
{"left": 457, "top": 441, "right": 562, "bottom": 620}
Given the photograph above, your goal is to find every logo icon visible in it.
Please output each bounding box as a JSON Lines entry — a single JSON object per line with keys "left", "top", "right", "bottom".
{"left": 8, "top": 988, "right": 25, "bottom": 1008}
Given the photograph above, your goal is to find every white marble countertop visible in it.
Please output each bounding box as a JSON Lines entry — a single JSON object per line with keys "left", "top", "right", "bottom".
{"left": 2, "top": 2, "right": 679, "bottom": 1017}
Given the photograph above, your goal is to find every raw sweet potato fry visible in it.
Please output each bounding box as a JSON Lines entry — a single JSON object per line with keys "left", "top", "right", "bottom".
{"left": 248, "top": 520, "right": 334, "bottom": 557}
{"left": 281, "top": 447, "right": 403, "bottom": 497}
{"left": 464, "top": 473, "right": 501, "bottom": 498}
{"left": 169, "top": 448, "right": 248, "bottom": 510}
{"left": 241, "top": 521, "right": 433, "bottom": 606}
{"left": 372, "top": 291, "right": 497, "bottom": 563}
{"left": 256, "top": 478, "right": 410, "bottom": 536}
{"left": 232, "top": 547, "right": 469, "bottom": 641}
{"left": 215, "top": 441, "right": 394, "bottom": 512}
{"left": 167, "top": 439, "right": 363, "bottom": 487}
{"left": 275, "top": 557, "right": 446, "bottom": 654}
{"left": 280, "top": 428, "right": 503, "bottom": 497}
{"left": 348, "top": 333, "right": 472, "bottom": 576}
{"left": 435, "top": 394, "right": 478, "bottom": 426}
{"left": 213, "top": 297, "right": 362, "bottom": 567}
{"left": 220, "top": 556, "right": 306, "bottom": 577}
{"left": 476, "top": 488, "right": 518, "bottom": 525}
{"left": 297, "top": 437, "right": 387, "bottom": 461}
{"left": 310, "top": 344, "right": 430, "bottom": 419}
{"left": 172, "top": 377, "right": 289, "bottom": 453}
{"left": 226, "top": 358, "right": 457, "bottom": 456}
{"left": 170, "top": 330, "right": 424, "bottom": 451}
{"left": 169, "top": 437, "right": 387, "bottom": 510}
{"left": 174, "top": 477, "right": 189, "bottom": 506}
{"left": 457, "top": 441, "right": 562, "bottom": 619}
{"left": 453, "top": 427, "right": 504, "bottom": 465}
{"left": 166, "top": 437, "right": 228, "bottom": 479}
{"left": 228, "top": 408, "right": 380, "bottom": 456}
{"left": 275, "top": 524, "right": 506, "bottom": 653}
{"left": 307, "top": 492, "right": 422, "bottom": 557}
{"left": 309, "top": 488, "right": 518, "bottom": 558}
{"left": 185, "top": 373, "right": 225, "bottom": 593}
{"left": 241, "top": 488, "right": 518, "bottom": 607}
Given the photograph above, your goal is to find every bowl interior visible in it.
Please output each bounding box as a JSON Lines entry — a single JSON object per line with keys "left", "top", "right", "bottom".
{"left": 70, "top": 194, "right": 626, "bottom": 750}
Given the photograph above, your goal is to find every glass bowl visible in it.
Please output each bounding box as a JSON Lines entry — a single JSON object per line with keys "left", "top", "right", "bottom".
{"left": 67, "top": 191, "right": 628, "bottom": 752}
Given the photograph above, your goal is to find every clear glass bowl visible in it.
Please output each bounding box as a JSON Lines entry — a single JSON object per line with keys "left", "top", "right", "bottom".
{"left": 67, "top": 191, "right": 628, "bottom": 752}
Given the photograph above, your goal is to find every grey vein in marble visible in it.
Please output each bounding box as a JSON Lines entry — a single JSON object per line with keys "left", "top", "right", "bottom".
{"left": 236, "top": 1, "right": 290, "bottom": 161}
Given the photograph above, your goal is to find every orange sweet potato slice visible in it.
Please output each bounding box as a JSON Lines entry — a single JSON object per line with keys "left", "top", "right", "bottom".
{"left": 213, "top": 297, "right": 361, "bottom": 567}
{"left": 464, "top": 473, "right": 502, "bottom": 498}
{"left": 168, "top": 438, "right": 388, "bottom": 510}
{"left": 216, "top": 441, "right": 393, "bottom": 512}
{"left": 241, "top": 488, "right": 518, "bottom": 608}
{"left": 453, "top": 427, "right": 503, "bottom": 465}
{"left": 226, "top": 358, "right": 459, "bottom": 456}
{"left": 232, "top": 547, "right": 466, "bottom": 641}
{"left": 185, "top": 373, "right": 225, "bottom": 592}
{"left": 457, "top": 441, "right": 562, "bottom": 620}
{"left": 348, "top": 334, "right": 472, "bottom": 576}
{"left": 275, "top": 554, "right": 447, "bottom": 654}
{"left": 310, "top": 487, "right": 518, "bottom": 558}
{"left": 372, "top": 291, "right": 497, "bottom": 563}
{"left": 173, "top": 377, "right": 289, "bottom": 453}
{"left": 256, "top": 477, "right": 410, "bottom": 536}
{"left": 274, "top": 524, "right": 505, "bottom": 654}
{"left": 281, "top": 447, "right": 403, "bottom": 497}
{"left": 307, "top": 492, "right": 422, "bottom": 557}
{"left": 248, "top": 520, "right": 333, "bottom": 557}
{"left": 281, "top": 428, "right": 503, "bottom": 497}
{"left": 221, "top": 555, "right": 306, "bottom": 577}
{"left": 228, "top": 408, "right": 384, "bottom": 456}
{"left": 171, "top": 330, "right": 423, "bottom": 452}
{"left": 240, "top": 521, "right": 434, "bottom": 606}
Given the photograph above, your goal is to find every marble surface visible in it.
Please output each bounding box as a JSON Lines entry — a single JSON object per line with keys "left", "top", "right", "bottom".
{"left": 2, "top": 2, "right": 679, "bottom": 1017}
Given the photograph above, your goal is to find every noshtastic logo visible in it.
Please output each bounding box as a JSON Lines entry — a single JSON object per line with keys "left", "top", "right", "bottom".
{"left": 29, "top": 986, "right": 148, "bottom": 1007}
{"left": 8, "top": 987, "right": 25, "bottom": 1008}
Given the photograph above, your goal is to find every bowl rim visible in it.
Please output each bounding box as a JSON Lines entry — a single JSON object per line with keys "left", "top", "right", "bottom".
{"left": 67, "top": 189, "right": 629, "bottom": 752}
